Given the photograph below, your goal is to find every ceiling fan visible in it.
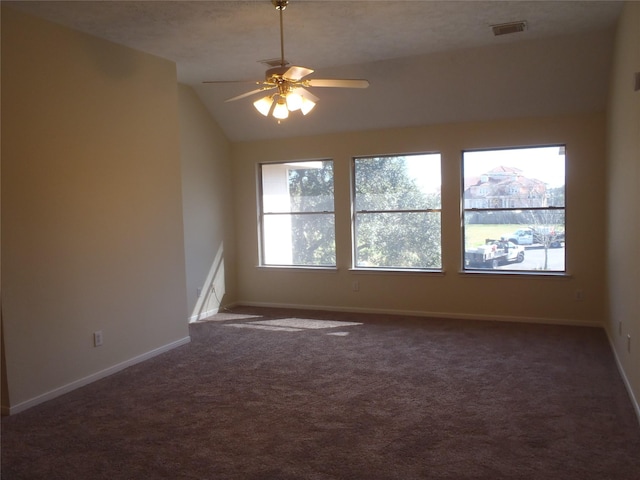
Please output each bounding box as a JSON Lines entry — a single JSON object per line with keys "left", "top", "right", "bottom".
{"left": 203, "top": 0, "right": 369, "bottom": 121}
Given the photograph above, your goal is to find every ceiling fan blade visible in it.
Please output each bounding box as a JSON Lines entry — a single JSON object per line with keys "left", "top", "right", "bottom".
{"left": 293, "top": 87, "right": 319, "bottom": 103}
{"left": 225, "top": 86, "right": 276, "bottom": 102}
{"left": 306, "top": 79, "right": 370, "bottom": 89}
{"left": 283, "top": 66, "right": 314, "bottom": 81}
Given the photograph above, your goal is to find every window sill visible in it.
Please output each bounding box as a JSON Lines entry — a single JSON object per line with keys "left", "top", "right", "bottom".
{"left": 256, "top": 265, "right": 338, "bottom": 273}
{"left": 460, "top": 270, "right": 572, "bottom": 279}
{"left": 350, "top": 268, "right": 445, "bottom": 276}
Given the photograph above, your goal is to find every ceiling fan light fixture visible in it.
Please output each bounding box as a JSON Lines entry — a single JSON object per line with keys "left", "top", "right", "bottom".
{"left": 286, "top": 92, "right": 303, "bottom": 111}
{"left": 300, "top": 97, "right": 316, "bottom": 115}
{"left": 253, "top": 96, "right": 274, "bottom": 116}
{"left": 273, "top": 97, "right": 289, "bottom": 119}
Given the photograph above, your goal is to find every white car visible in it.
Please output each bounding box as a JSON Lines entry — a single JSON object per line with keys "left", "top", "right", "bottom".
{"left": 505, "top": 229, "right": 534, "bottom": 245}
{"left": 506, "top": 227, "right": 565, "bottom": 247}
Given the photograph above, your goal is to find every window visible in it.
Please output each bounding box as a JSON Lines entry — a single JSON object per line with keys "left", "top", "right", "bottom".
{"left": 462, "top": 145, "right": 566, "bottom": 272}
{"left": 260, "top": 160, "right": 335, "bottom": 267}
{"left": 353, "top": 153, "right": 441, "bottom": 270}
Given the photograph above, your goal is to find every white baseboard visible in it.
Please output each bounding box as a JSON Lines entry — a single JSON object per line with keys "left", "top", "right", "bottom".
{"left": 3, "top": 336, "right": 191, "bottom": 416}
{"left": 605, "top": 328, "right": 640, "bottom": 426}
{"left": 236, "top": 300, "right": 603, "bottom": 328}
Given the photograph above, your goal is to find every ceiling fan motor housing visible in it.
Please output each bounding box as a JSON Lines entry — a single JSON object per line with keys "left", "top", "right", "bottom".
{"left": 266, "top": 66, "right": 290, "bottom": 81}
{"left": 265, "top": 67, "right": 291, "bottom": 95}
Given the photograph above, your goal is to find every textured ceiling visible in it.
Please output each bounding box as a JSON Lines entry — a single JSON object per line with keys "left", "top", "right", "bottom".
{"left": 6, "top": 1, "right": 624, "bottom": 142}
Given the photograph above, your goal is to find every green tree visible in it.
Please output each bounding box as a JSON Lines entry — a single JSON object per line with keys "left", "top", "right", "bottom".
{"left": 355, "top": 156, "right": 441, "bottom": 269}
{"left": 288, "top": 161, "right": 336, "bottom": 265}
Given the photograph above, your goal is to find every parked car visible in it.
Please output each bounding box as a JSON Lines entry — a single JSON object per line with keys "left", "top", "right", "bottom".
{"left": 505, "top": 228, "right": 535, "bottom": 245}
{"left": 505, "top": 227, "right": 564, "bottom": 248}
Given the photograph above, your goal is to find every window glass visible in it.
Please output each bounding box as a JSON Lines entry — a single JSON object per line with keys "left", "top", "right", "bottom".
{"left": 463, "top": 146, "right": 566, "bottom": 272}
{"left": 353, "top": 154, "right": 441, "bottom": 270}
{"left": 260, "top": 160, "right": 335, "bottom": 266}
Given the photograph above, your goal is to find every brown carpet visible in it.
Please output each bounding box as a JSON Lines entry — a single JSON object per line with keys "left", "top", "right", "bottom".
{"left": 2, "top": 306, "right": 639, "bottom": 479}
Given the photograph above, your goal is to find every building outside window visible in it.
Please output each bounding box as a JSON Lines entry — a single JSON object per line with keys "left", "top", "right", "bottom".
{"left": 260, "top": 160, "right": 335, "bottom": 267}
{"left": 353, "top": 153, "right": 442, "bottom": 270}
{"left": 462, "top": 145, "right": 566, "bottom": 272}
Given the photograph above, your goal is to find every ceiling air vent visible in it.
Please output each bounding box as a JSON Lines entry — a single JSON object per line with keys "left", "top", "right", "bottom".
{"left": 491, "top": 21, "right": 527, "bottom": 36}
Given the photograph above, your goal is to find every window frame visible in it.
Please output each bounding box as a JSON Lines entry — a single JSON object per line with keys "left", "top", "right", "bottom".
{"left": 461, "top": 144, "right": 567, "bottom": 275}
{"left": 351, "top": 152, "right": 443, "bottom": 272}
{"left": 258, "top": 159, "right": 336, "bottom": 269}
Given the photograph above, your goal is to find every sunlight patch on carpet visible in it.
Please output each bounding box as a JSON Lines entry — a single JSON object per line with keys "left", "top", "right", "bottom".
{"left": 223, "top": 318, "right": 362, "bottom": 333}
{"left": 250, "top": 318, "right": 362, "bottom": 329}
{"left": 326, "top": 332, "right": 350, "bottom": 336}
{"left": 196, "top": 313, "right": 262, "bottom": 323}
{"left": 224, "top": 323, "right": 303, "bottom": 332}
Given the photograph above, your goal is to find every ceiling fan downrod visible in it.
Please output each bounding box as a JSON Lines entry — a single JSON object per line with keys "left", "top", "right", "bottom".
{"left": 272, "top": 0, "right": 289, "bottom": 67}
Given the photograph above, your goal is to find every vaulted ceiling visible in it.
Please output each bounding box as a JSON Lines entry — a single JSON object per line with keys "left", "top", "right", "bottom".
{"left": 6, "top": 1, "right": 624, "bottom": 142}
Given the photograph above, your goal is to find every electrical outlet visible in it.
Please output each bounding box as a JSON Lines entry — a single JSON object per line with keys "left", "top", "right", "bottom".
{"left": 93, "top": 331, "right": 103, "bottom": 347}
{"left": 352, "top": 281, "right": 359, "bottom": 292}
{"left": 575, "top": 289, "right": 583, "bottom": 301}
{"left": 196, "top": 287, "right": 202, "bottom": 298}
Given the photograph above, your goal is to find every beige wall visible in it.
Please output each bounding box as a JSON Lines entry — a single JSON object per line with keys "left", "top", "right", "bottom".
{"left": 178, "top": 85, "right": 236, "bottom": 320}
{"left": 232, "top": 113, "right": 606, "bottom": 326}
{"left": 606, "top": 1, "right": 640, "bottom": 417}
{"left": 1, "top": 8, "right": 189, "bottom": 412}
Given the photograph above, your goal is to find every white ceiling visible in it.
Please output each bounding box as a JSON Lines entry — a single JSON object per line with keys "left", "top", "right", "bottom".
{"left": 6, "top": 1, "right": 624, "bottom": 142}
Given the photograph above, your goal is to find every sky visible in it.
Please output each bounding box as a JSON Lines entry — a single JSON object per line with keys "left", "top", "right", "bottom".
{"left": 463, "top": 145, "right": 566, "bottom": 188}
{"left": 405, "top": 153, "right": 441, "bottom": 194}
